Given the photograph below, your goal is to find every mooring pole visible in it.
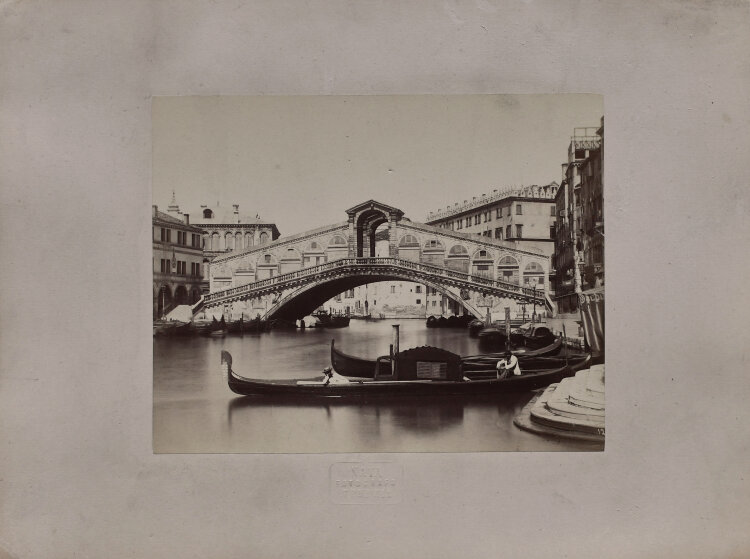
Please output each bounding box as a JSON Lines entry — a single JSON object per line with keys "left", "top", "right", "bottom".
{"left": 391, "top": 324, "right": 400, "bottom": 378}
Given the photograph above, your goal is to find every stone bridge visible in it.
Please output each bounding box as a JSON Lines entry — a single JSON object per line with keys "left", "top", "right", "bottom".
{"left": 204, "top": 200, "right": 552, "bottom": 321}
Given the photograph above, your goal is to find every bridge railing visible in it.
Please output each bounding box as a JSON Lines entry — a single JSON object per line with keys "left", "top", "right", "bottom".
{"left": 204, "top": 257, "right": 545, "bottom": 304}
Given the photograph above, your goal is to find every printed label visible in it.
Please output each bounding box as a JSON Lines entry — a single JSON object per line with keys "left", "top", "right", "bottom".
{"left": 330, "top": 462, "right": 403, "bottom": 504}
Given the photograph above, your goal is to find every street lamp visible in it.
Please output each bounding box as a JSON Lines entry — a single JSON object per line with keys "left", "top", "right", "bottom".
{"left": 531, "top": 277, "right": 538, "bottom": 323}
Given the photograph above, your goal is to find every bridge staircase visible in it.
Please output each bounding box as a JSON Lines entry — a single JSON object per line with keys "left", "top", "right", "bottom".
{"left": 165, "top": 297, "right": 206, "bottom": 322}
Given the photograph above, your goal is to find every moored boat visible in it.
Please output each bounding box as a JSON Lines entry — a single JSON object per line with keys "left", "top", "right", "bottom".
{"left": 222, "top": 348, "right": 591, "bottom": 398}
{"left": 510, "top": 323, "right": 556, "bottom": 349}
{"left": 468, "top": 319, "right": 485, "bottom": 337}
{"left": 477, "top": 326, "right": 507, "bottom": 347}
{"left": 312, "top": 310, "right": 350, "bottom": 328}
{"left": 329, "top": 339, "right": 583, "bottom": 379}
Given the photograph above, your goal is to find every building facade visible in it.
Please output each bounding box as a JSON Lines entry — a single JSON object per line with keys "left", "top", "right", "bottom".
{"left": 152, "top": 206, "right": 205, "bottom": 319}
{"left": 164, "top": 193, "right": 281, "bottom": 293}
{"left": 425, "top": 183, "right": 558, "bottom": 288}
{"left": 553, "top": 118, "right": 604, "bottom": 313}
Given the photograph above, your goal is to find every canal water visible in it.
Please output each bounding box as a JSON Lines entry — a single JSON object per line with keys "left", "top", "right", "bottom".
{"left": 154, "top": 319, "right": 599, "bottom": 453}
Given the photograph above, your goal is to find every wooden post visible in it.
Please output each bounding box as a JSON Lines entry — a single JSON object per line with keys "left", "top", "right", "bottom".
{"left": 391, "top": 324, "right": 400, "bottom": 378}
{"left": 505, "top": 307, "right": 511, "bottom": 351}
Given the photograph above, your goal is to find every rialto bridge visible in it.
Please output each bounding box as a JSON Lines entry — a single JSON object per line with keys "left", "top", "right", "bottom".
{"left": 203, "top": 200, "right": 553, "bottom": 321}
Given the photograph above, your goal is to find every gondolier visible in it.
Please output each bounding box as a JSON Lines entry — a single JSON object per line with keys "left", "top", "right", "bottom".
{"left": 496, "top": 352, "right": 521, "bottom": 379}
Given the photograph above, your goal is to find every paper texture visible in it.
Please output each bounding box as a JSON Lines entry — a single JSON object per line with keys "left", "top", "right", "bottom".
{"left": 1, "top": 1, "right": 749, "bottom": 557}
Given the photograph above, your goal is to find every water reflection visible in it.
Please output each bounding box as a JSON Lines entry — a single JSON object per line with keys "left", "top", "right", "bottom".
{"left": 227, "top": 394, "right": 467, "bottom": 433}
{"left": 154, "top": 319, "right": 599, "bottom": 453}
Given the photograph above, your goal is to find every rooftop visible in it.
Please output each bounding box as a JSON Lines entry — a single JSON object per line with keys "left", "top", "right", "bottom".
{"left": 425, "top": 182, "right": 559, "bottom": 222}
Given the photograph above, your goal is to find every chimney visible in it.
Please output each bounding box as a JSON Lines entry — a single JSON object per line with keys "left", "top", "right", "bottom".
{"left": 184, "top": 213, "right": 189, "bottom": 225}
{"left": 152, "top": 205, "right": 157, "bottom": 217}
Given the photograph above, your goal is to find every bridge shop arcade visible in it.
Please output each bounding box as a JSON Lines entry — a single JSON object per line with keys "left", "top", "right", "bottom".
{"left": 203, "top": 201, "right": 552, "bottom": 322}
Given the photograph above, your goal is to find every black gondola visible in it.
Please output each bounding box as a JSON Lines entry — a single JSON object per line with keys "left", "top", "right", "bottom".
{"left": 223, "top": 349, "right": 591, "bottom": 399}
{"left": 330, "top": 338, "right": 576, "bottom": 379}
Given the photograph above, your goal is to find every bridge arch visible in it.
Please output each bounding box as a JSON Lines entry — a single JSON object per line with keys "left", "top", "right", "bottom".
{"left": 265, "top": 273, "right": 482, "bottom": 321}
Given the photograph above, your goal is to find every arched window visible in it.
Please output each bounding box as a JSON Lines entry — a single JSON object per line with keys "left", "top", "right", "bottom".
{"left": 498, "top": 255, "right": 520, "bottom": 285}
{"left": 203, "top": 209, "right": 213, "bottom": 218}
{"left": 523, "top": 261, "right": 545, "bottom": 287}
{"left": 448, "top": 245, "right": 468, "bottom": 256}
{"left": 259, "top": 232, "right": 269, "bottom": 244}
{"left": 398, "top": 234, "right": 420, "bottom": 247}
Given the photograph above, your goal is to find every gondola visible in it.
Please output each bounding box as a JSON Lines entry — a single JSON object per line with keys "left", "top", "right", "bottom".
{"left": 461, "top": 337, "right": 563, "bottom": 359}
{"left": 477, "top": 326, "right": 507, "bottom": 346}
{"left": 468, "top": 319, "right": 485, "bottom": 337}
{"left": 312, "top": 310, "right": 350, "bottom": 328}
{"left": 510, "top": 324, "right": 557, "bottom": 348}
{"left": 330, "top": 338, "right": 578, "bottom": 379}
{"left": 222, "top": 348, "right": 591, "bottom": 398}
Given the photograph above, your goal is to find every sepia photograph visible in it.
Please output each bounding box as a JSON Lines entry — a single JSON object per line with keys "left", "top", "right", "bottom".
{"left": 3, "top": 1, "right": 749, "bottom": 557}
{"left": 152, "top": 94, "right": 605, "bottom": 453}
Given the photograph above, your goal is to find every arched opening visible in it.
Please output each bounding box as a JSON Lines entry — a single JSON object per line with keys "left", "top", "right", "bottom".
{"left": 398, "top": 234, "right": 420, "bottom": 262}
{"left": 304, "top": 240, "right": 326, "bottom": 267}
{"left": 498, "top": 255, "right": 520, "bottom": 285}
{"left": 256, "top": 253, "right": 278, "bottom": 280}
{"left": 203, "top": 209, "right": 213, "bottom": 219}
{"left": 279, "top": 247, "right": 303, "bottom": 274}
{"left": 523, "top": 261, "right": 545, "bottom": 288}
{"left": 446, "top": 244, "right": 469, "bottom": 273}
{"left": 326, "top": 235, "right": 349, "bottom": 262}
{"left": 245, "top": 233, "right": 253, "bottom": 249}
{"left": 259, "top": 231, "right": 269, "bottom": 245}
{"left": 421, "top": 238, "right": 445, "bottom": 266}
{"left": 355, "top": 209, "right": 389, "bottom": 257}
{"left": 266, "top": 273, "right": 481, "bottom": 321}
{"left": 471, "top": 248, "right": 495, "bottom": 279}
{"left": 225, "top": 232, "right": 234, "bottom": 251}
{"left": 174, "top": 285, "right": 189, "bottom": 306}
{"left": 211, "top": 232, "right": 220, "bottom": 251}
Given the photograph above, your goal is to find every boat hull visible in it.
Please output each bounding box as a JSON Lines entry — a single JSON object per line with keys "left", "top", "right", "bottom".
{"left": 227, "top": 357, "right": 589, "bottom": 398}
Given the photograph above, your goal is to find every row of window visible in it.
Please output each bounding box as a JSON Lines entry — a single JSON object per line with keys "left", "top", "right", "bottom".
{"left": 446, "top": 204, "right": 556, "bottom": 231}
{"left": 158, "top": 228, "right": 202, "bottom": 248}
{"left": 157, "top": 258, "right": 201, "bottom": 276}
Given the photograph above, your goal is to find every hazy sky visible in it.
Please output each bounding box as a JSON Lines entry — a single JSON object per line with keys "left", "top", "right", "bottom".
{"left": 153, "top": 95, "right": 602, "bottom": 234}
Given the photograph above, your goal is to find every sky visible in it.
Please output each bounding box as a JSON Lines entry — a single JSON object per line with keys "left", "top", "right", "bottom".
{"left": 153, "top": 95, "right": 602, "bottom": 235}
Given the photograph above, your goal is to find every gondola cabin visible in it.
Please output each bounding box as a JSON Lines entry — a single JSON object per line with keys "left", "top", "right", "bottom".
{"left": 379, "top": 346, "right": 462, "bottom": 381}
